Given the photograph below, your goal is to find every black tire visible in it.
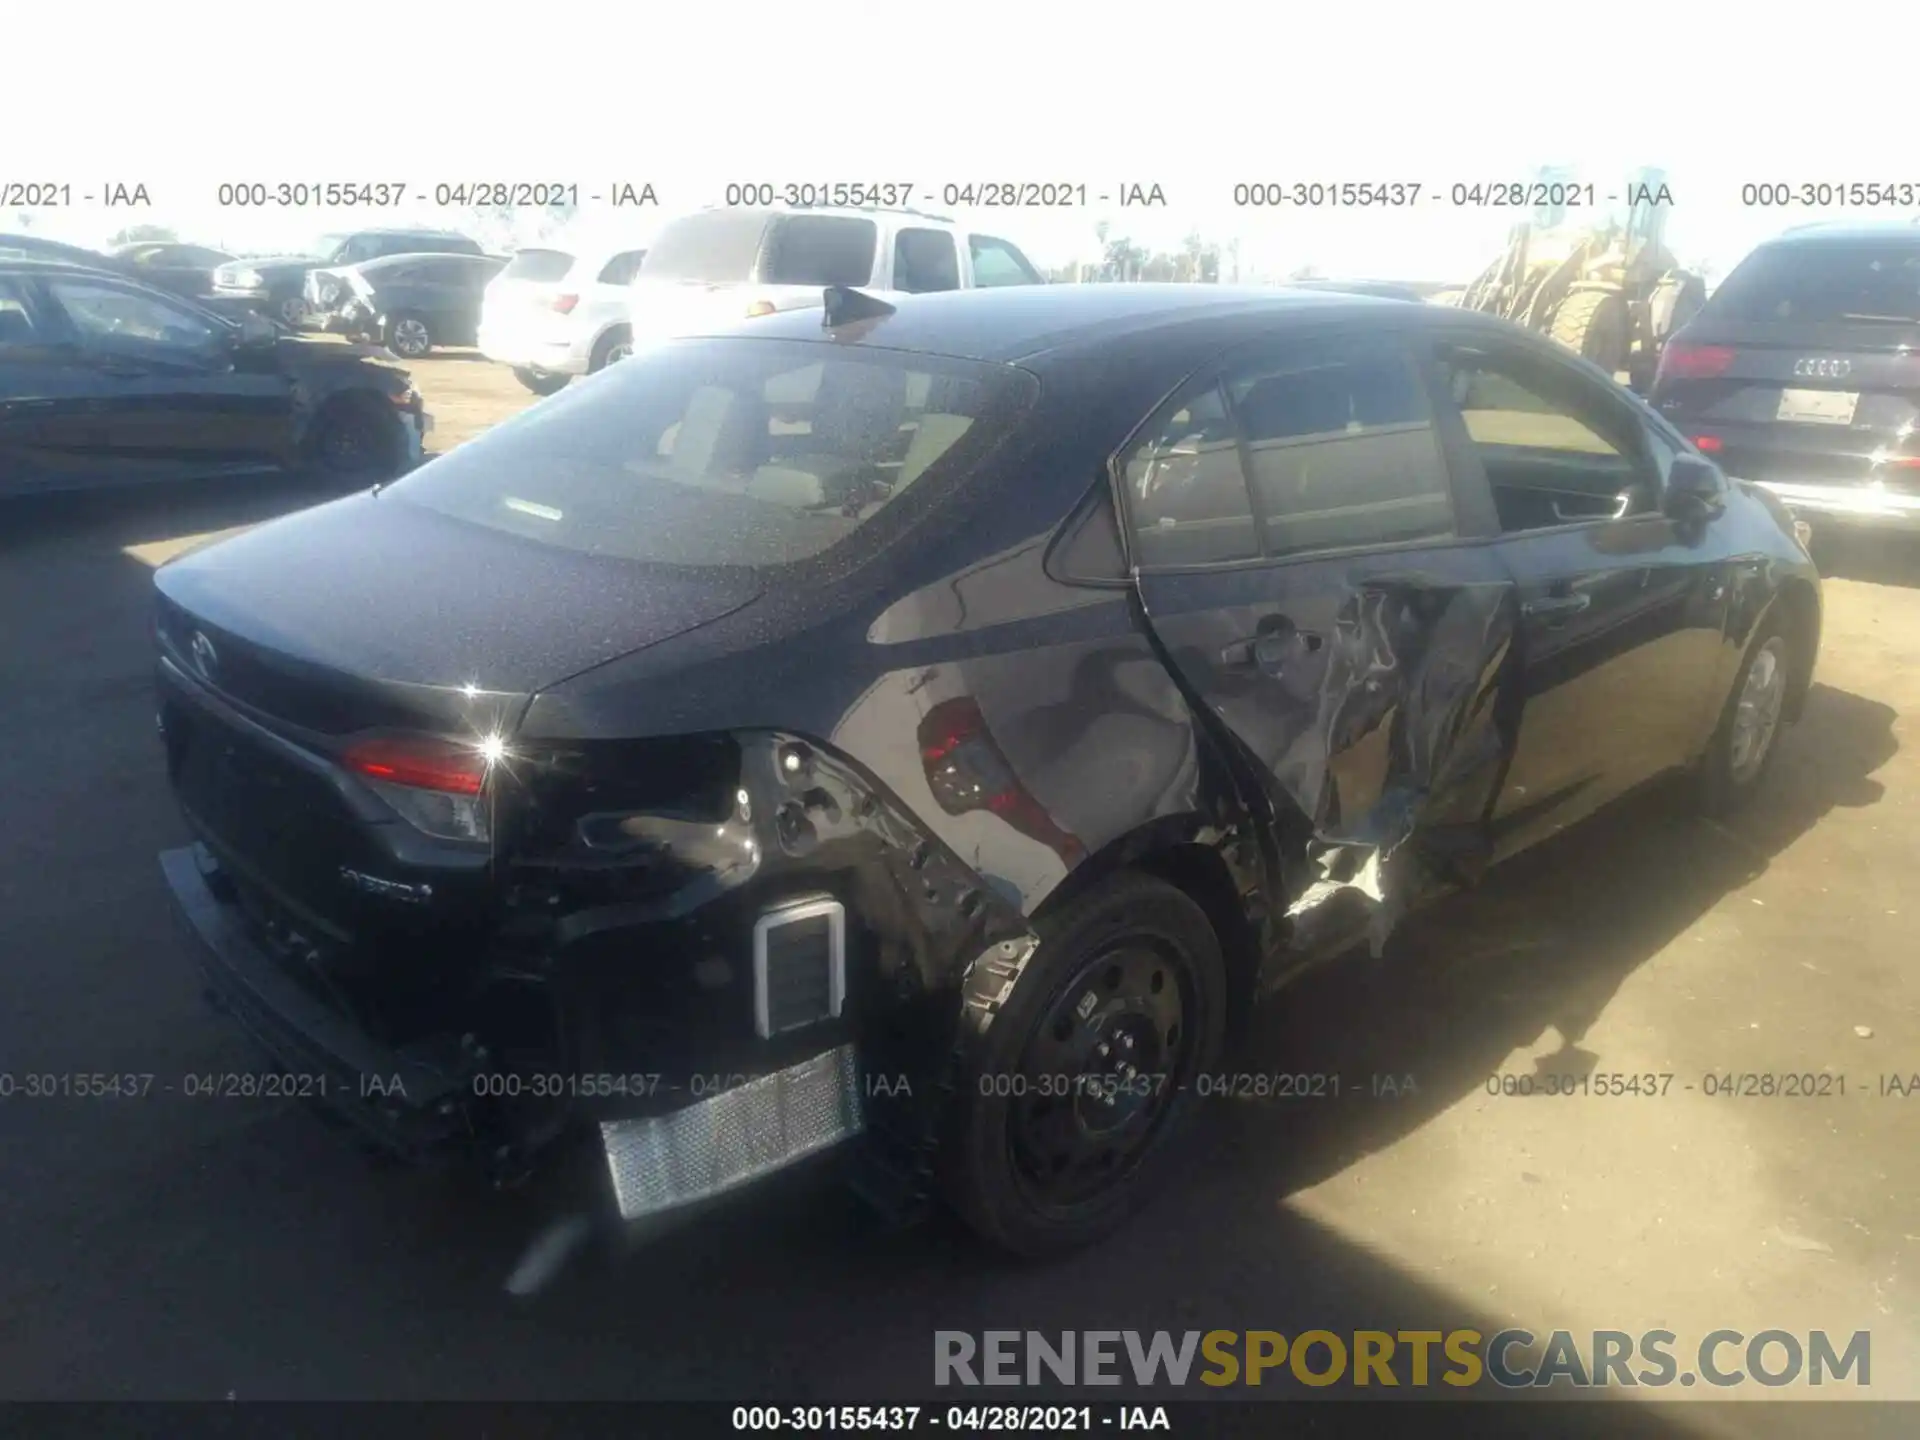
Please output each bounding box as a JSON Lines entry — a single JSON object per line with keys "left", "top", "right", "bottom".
{"left": 941, "top": 871, "right": 1228, "bottom": 1259}
{"left": 306, "top": 397, "right": 403, "bottom": 481}
{"left": 276, "top": 294, "right": 309, "bottom": 329}
{"left": 1550, "top": 291, "right": 1631, "bottom": 376}
{"left": 384, "top": 312, "right": 434, "bottom": 359}
{"left": 588, "top": 325, "right": 633, "bottom": 373}
{"left": 1698, "top": 618, "right": 1793, "bottom": 815}
{"left": 513, "top": 366, "right": 571, "bottom": 397}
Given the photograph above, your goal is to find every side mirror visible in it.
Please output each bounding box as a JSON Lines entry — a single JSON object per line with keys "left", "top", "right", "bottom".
{"left": 1664, "top": 454, "right": 1725, "bottom": 520}
{"left": 233, "top": 310, "right": 278, "bottom": 348}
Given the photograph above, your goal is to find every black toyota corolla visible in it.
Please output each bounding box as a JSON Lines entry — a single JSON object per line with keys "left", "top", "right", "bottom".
{"left": 155, "top": 283, "right": 1820, "bottom": 1260}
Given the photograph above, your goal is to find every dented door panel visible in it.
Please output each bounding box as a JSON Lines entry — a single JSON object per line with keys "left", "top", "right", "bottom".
{"left": 1134, "top": 543, "right": 1521, "bottom": 955}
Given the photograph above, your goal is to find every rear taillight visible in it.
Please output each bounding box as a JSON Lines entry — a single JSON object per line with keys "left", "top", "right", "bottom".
{"left": 1692, "top": 435, "right": 1724, "bottom": 454}
{"left": 1656, "top": 343, "right": 1735, "bottom": 386}
{"left": 552, "top": 293, "right": 579, "bottom": 314}
{"left": 343, "top": 735, "right": 493, "bottom": 843}
{"left": 745, "top": 300, "right": 777, "bottom": 318}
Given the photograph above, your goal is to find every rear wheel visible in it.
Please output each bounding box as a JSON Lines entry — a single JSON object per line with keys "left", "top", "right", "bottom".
{"left": 589, "top": 326, "right": 633, "bottom": 372}
{"left": 385, "top": 312, "right": 434, "bottom": 359}
{"left": 512, "top": 366, "right": 571, "bottom": 396}
{"left": 1550, "top": 291, "right": 1631, "bottom": 376}
{"left": 941, "top": 872, "right": 1227, "bottom": 1259}
{"left": 1698, "top": 621, "right": 1793, "bottom": 815}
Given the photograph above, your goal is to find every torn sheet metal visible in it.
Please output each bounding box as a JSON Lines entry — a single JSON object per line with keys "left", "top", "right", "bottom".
{"left": 1268, "top": 575, "right": 1521, "bottom": 953}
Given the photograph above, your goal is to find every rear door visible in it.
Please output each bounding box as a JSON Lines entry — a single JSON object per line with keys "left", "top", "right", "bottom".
{"left": 34, "top": 273, "right": 293, "bottom": 480}
{"left": 1125, "top": 326, "right": 1522, "bottom": 926}
{"left": 1654, "top": 236, "right": 1920, "bottom": 492}
{"left": 1429, "top": 329, "right": 1730, "bottom": 857}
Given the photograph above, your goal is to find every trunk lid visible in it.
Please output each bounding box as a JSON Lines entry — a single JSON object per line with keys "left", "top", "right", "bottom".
{"left": 154, "top": 488, "right": 763, "bottom": 737}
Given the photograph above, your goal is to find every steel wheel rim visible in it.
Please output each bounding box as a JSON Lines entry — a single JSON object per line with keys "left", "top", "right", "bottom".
{"left": 318, "top": 418, "right": 372, "bottom": 471}
{"left": 392, "top": 319, "right": 429, "bottom": 356}
{"left": 1729, "top": 636, "right": 1788, "bottom": 784}
{"left": 605, "top": 341, "right": 632, "bottom": 365}
{"left": 1006, "top": 940, "right": 1193, "bottom": 1212}
{"left": 279, "top": 297, "right": 307, "bottom": 326}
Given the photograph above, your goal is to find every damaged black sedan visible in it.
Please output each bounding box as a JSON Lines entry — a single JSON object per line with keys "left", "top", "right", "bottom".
{"left": 155, "top": 283, "right": 1820, "bottom": 1259}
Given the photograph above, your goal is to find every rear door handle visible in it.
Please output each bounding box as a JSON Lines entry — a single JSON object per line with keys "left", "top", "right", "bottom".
{"left": 1221, "top": 624, "right": 1322, "bottom": 671}
{"left": 1522, "top": 594, "right": 1592, "bottom": 622}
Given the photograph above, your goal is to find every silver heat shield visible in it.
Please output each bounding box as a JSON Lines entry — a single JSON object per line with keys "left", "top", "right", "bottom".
{"left": 599, "top": 1045, "right": 865, "bottom": 1220}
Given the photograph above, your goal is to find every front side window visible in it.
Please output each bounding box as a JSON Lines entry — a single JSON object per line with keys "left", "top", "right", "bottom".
{"left": 387, "top": 338, "right": 1034, "bottom": 570}
{"left": 45, "top": 278, "right": 219, "bottom": 357}
{"left": 969, "top": 234, "right": 1043, "bottom": 288}
{"left": 1438, "top": 343, "right": 1655, "bottom": 531}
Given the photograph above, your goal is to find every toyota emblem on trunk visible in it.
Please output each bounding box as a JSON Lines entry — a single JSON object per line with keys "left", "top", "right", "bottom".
{"left": 1793, "top": 357, "right": 1851, "bottom": 379}
{"left": 189, "top": 630, "right": 219, "bottom": 682}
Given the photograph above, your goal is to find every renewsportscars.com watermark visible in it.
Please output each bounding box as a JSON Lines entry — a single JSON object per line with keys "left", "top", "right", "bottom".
{"left": 934, "top": 1329, "right": 1872, "bottom": 1391}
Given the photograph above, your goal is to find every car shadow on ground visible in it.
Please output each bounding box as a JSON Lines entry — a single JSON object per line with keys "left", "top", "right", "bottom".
{"left": 1195, "top": 679, "right": 1896, "bottom": 1202}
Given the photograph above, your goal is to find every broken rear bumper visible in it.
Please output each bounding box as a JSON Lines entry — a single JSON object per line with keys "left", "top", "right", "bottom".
{"left": 161, "top": 842, "right": 479, "bottom": 1160}
{"left": 162, "top": 840, "right": 881, "bottom": 1220}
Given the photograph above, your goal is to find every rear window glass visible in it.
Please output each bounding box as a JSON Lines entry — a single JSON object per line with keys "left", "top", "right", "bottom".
{"left": 761, "top": 216, "right": 878, "bottom": 287}
{"left": 640, "top": 212, "right": 772, "bottom": 283}
{"left": 387, "top": 339, "right": 1034, "bottom": 569}
{"left": 502, "top": 248, "right": 575, "bottom": 283}
{"left": 1705, "top": 242, "right": 1920, "bottom": 325}
{"left": 596, "top": 249, "right": 647, "bottom": 285}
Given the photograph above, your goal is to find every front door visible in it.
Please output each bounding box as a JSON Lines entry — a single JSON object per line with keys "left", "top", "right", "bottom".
{"left": 1421, "top": 331, "right": 1729, "bottom": 859}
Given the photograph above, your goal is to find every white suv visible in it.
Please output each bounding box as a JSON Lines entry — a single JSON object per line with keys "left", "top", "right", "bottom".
{"left": 479, "top": 239, "right": 650, "bottom": 395}
{"left": 627, "top": 207, "right": 1044, "bottom": 343}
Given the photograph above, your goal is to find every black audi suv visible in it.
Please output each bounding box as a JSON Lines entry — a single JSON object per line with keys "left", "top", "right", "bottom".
{"left": 1651, "top": 222, "right": 1920, "bottom": 537}
{"left": 154, "top": 282, "right": 1821, "bottom": 1260}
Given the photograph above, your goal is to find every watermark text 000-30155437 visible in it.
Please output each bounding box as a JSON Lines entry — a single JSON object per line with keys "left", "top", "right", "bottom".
{"left": 934, "top": 1328, "right": 1872, "bottom": 1392}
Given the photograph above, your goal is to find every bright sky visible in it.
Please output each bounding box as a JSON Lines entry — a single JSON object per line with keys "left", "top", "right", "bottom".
{"left": 4, "top": 1, "right": 1913, "bottom": 285}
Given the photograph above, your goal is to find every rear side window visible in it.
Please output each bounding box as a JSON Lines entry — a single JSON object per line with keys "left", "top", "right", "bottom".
{"left": 1705, "top": 242, "right": 1920, "bottom": 325}
{"left": 969, "top": 234, "right": 1043, "bottom": 288}
{"left": 893, "top": 228, "right": 960, "bottom": 293}
{"left": 1121, "top": 340, "right": 1455, "bottom": 568}
{"left": 1124, "top": 382, "right": 1259, "bottom": 567}
{"left": 387, "top": 338, "right": 1034, "bottom": 570}
{"left": 640, "top": 212, "right": 772, "bottom": 282}
{"left": 503, "top": 248, "right": 575, "bottom": 283}
{"left": 596, "top": 249, "right": 647, "bottom": 285}
{"left": 761, "top": 216, "right": 877, "bottom": 287}
{"left": 1230, "top": 348, "right": 1454, "bottom": 555}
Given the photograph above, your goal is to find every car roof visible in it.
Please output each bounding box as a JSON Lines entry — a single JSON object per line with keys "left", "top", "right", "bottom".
{"left": 668, "top": 205, "right": 960, "bottom": 230}
{"left": 717, "top": 282, "right": 1473, "bottom": 363}
{"left": 1756, "top": 220, "right": 1920, "bottom": 249}
{"left": 343, "top": 227, "right": 475, "bottom": 238}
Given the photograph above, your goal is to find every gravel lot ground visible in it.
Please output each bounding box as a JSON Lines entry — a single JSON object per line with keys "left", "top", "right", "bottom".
{"left": 1, "top": 348, "right": 1914, "bottom": 1430}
